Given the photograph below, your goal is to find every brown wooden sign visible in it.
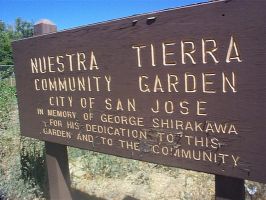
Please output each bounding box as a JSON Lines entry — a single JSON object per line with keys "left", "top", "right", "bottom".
{"left": 12, "top": 0, "right": 266, "bottom": 183}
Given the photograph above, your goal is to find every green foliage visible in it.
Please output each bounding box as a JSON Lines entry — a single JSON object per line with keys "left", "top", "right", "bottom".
{"left": 15, "top": 18, "right": 33, "bottom": 38}
{"left": 0, "top": 65, "right": 14, "bottom": 82}
{"left": 0, "top": 79, "right": 16, "bottom": 129}
{"left": 0, "top": 31, "right": 13, "bottom": 65}
{"left": 0, "top": 20, "right": 5, "bottom": 32}
{"left": 0, "top": 75, "right": 47, "bottom": 199}
{"left": 68, "top": 147, "right": 88, "bottom": 158}
{"left": 0, "top": 18, "right": 33, "bottom": 65}
{"left": 20, "top": 137, "right": 48, "bottom": 198}
{"left": 0, "top": 19, "right": 45, "bottom": 200}
{"left": 0, "top": 148, "right": 45, "bottom": 200}
{"left": 0, "top": 109, "right": 46, "bottom": 199}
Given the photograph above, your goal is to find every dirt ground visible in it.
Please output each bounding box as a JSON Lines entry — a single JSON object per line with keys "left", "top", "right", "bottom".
{"left": 70, "top": 160, "right": 215, "bottom": 200}
{"left": 69, "top": 157, "right": 266, "bottom": 200}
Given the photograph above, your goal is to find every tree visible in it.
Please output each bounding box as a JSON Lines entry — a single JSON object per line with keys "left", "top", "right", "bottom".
{"left": 0, "top": 18, "right": 33, "bottom": 62}
{"left": 0, "top": 18, "right": 33, "bottom": 78}
{"left": 0, "top": 30, "right": 12, "bottom": 65}
{"left": 0, "top": 20, "right": 5, "bottom": 32}
{"left": 14, "top": 18, "right": 33, "bottom": 38}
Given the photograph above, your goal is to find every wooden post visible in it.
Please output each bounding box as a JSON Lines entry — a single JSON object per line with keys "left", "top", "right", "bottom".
{"left": 215, "top": 175, "right": 245, "bottom": 200}
{"left": 45, "top": 142, "right": 72, "bottom": 200}
{"left": 34, "top": 20, "right": 72, "bottom": 200}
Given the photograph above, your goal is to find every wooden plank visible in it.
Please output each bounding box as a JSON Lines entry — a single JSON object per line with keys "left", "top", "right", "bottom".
{"left": 45, "top": 142, "right": 72, "bottom": 200}
{"left": 34, "top": 21, "right": 72, "bottom": 200}
{"left": 215, "top": 175, "right": 245, "bottom": 200}
{"left": 12, "top": 0, "right": 266, "bottom": 183}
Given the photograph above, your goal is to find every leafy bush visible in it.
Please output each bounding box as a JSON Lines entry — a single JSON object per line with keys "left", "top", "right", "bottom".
{"left": 0, "top": 78, "right": 47, "bottom": 199}
{"left": 0, "top": 65, "right": 14, "bottom": 79}
{"left": 20, "top": 137, "right": 48, "bottom": 198}
{"left": 0, "top": 79, "right": 16, "bottom": 129}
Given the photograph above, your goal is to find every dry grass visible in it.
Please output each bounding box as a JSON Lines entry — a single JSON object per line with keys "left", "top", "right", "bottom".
{"left": 69, "top": 150, "right": 266, "bottom": 200}
{"left": 70, "top": 156, "right": 215, "bottom": 200}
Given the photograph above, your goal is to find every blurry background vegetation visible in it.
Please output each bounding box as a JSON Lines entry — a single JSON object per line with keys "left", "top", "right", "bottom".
{"left": 0, "top": 18, "right": 47, "bottom": 199}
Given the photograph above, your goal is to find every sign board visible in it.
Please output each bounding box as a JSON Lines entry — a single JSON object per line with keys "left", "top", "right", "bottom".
{"left": 13, "top": 0, "right": 266, "bottom": 183}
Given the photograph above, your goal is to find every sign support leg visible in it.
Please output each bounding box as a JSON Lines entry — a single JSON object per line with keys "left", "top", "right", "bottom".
{"left": 45, "top": 142, "right": 72, "bottom": 200}
{"left": 33, "top": 20, "right": 72, "bottom": 200}
{"left": 215, "top": 175, "right": 245, "bottom": 200}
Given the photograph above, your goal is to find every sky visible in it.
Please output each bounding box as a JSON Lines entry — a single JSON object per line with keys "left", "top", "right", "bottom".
{"left": 1, "top": 0, "right": 206, "bottom": 31}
